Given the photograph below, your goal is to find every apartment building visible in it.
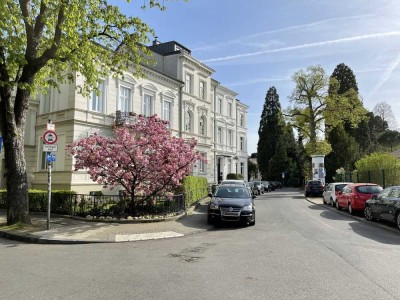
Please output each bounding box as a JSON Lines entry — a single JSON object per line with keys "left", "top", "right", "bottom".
{"left": 0, "top": 40, "right": 249, "bottom": 193}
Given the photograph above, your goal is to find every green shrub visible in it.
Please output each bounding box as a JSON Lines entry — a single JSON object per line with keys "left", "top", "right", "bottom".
{"left": 182, "top": 176, "right": 208, "bottom": 206}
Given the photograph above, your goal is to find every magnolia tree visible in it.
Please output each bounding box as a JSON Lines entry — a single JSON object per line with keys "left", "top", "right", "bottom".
{"left": 66, "top": 115, "right": 207, "bottom": 212}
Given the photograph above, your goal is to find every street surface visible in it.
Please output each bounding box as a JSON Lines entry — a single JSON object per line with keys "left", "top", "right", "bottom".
{"left": 1, "top": 189, "right": 400, "bottom": 299}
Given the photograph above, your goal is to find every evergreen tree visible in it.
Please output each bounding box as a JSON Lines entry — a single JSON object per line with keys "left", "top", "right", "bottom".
{"left": 325, "top": 126, "right": 360, "bottom": 182}
{"left": 269, "top": 136, "right": 292, "bottom": 182}
{"left": 257, "top": 86, "right": 283, "bottom": 179}
{"left": 326, "top": 63, "right": 366, "bottom": 179}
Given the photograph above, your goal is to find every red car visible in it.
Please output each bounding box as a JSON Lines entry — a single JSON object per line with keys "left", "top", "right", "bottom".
{"left": 336, "top": 183, "right": 383, "bottom": 215}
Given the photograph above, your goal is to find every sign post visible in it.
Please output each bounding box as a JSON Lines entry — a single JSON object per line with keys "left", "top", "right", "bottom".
{"left": 43, "top": 121, "right": 57, "bottom": 230}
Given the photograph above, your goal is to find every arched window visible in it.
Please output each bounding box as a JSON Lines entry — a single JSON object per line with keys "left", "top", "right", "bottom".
{"left": 199, "top": 116, "right": 206, "bottom": 135}
{"left": 185, "top": 110, "right": 193, "bottom": 132}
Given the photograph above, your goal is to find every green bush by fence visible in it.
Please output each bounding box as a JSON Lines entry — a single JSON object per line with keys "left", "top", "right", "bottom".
{"left": 0, "top": 189, "right": 76, "bottom": 213}
{"left": 182, "top": 176, "right": 208, "bottom": 206}
{"left": 226, "top": 173, "right": 244, "bottom": 180}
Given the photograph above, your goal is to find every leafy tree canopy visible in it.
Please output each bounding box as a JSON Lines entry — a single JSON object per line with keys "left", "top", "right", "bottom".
{"left": 66, "top": 115, "right": 205, "bottom": 201}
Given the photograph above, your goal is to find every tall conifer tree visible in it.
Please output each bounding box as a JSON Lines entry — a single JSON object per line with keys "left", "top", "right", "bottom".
{"left": 257, "top": 87, "right": 283, "bottom": 179}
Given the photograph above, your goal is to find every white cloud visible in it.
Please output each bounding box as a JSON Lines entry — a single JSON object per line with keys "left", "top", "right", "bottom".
{"left": 202, "top": 31, "right": 400, "bottom": 63}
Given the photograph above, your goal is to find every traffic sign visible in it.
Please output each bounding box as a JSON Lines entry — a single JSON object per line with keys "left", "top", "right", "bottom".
{"left": 43, "top": 130, "right": 57, "bottom": 144}
{"left": 43, "top": 144, "right": 58, "bottom": 152}
{"left": 46, "top": 153, "right": 56, "bottom": 162}
{"left": 47, "top": 123, "right": 55, "bottom": 131}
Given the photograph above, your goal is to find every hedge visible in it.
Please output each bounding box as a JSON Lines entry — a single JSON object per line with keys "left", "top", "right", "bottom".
{"left": 182, "top": 176, "right": 208, "bottom": 206}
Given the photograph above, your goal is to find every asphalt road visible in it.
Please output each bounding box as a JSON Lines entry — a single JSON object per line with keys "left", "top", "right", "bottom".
{"left": 1, "top": 189, "right": 400, "bottom": 300}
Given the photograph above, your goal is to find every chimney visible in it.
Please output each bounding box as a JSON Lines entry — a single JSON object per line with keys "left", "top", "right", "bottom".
{"left": 152, "top": 37, "right": 160, "bottom": 46}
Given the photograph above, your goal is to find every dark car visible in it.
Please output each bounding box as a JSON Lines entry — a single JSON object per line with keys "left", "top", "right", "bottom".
{"left": 305, "top": 180, "right": 324, "bottom": 197}
{"left": 364, "top": 186, "right": 400, "bottom": 229}
{"left": 208, "top": 184, "right": 256, "bottom": 226}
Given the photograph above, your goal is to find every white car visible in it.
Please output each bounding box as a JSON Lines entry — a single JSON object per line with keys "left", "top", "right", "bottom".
{"left": 323, "top": 182, "right": 352, "bottom": 206}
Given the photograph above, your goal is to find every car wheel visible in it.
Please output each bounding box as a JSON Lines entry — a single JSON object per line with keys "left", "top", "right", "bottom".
{"left": 348, "top": 203, "right": 355, "bottom": 215}
{"left": 336, "top": 200, "right": 342, "bottom": 211}
{"left": 207, "top": 215, "right": 214, "bottom": 224}
{"left": 364, "top": 206, "right": 375, "bottom": 221}
{"left": 305, "top": 192, "right": 309, "bottom": 197}
{"left": 396, "top": 212, "right": 400, "bottom": 230}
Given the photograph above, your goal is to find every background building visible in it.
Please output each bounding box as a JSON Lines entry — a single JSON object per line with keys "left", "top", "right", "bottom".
{"left": 0, "top": 40, "right": 249, "bottom": 193}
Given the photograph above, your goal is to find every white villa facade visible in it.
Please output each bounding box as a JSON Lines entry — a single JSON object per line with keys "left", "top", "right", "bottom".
{"left": 0, "top": 40, "right": 249, "bottom": 193}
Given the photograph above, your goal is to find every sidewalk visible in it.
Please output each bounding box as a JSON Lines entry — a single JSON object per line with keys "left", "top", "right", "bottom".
{"left": 0, "top": 198, "right": 212, "bottom": 244}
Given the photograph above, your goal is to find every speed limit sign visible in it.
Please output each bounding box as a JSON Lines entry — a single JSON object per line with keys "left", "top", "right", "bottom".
{"left": 43, "top": 130, "right": 58, "bottom": 144}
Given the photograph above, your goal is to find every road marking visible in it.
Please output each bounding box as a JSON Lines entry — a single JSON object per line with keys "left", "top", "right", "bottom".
{"left": 113, "top": 231, "right": 184, "bottom": 242}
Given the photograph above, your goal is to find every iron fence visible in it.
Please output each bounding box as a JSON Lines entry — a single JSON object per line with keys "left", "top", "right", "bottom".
{"left": 0, "top": 192, "right": 186, "bottom": 219}
{"left": 336, "top": 168, "right": 400, "bottom": 188}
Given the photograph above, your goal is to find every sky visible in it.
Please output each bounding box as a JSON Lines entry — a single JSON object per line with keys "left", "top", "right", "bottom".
{"left": 116, "top": 0, "right": 400, "bottom": 155}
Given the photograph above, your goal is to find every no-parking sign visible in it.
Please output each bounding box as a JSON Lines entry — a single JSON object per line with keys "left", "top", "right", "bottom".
{"left": 42, "top": 130, "right": 58, "bottom": 144}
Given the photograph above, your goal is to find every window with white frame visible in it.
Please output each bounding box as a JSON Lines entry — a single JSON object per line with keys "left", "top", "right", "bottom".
{"left": 199, "top": 116, "right": 206, "bottom": 135}
{"left": 199, "top": 153, "right": 206, "bottom": 173}
{"left": 143, "top": 93, "right": 153, "bottom": 117}
{"left": 199, "top": 81, "right": 205, "bottom": 100}
{"left": 218, "top": 98, "right": 223, "bottom": 114}
{"left": 240, "top": 162, "right": 244, "bottom": 175}
{"left": 42, "top": 89, "right": 51, "bottom": 113}
{"left": 119, "top": 86, "right": 131, "bottom": 113}
{"left": 90, "top": 80, "right": 105, "bottom": 113}
{"left": 227, "top": 130, "right": 233, "bottom": 146}
{"left": 163, "top": 99, "right": 172, "bottom": 126}
{"left": 228, "top": 102, "right": 232, "bottom": 117}
{"left": 240, "top": 136, "right": 244, "bottom": 151}
{"left": 240, "top": 114, "right": 244, "bottom": 127}
{"left": 185, "top": 73, "right": 193, "bottom": 94}
{"left": 217, "top": 127, "right": 222, "bottom": 144}
{"left": 185, "top": 110, "right": 193, "bottom": 132}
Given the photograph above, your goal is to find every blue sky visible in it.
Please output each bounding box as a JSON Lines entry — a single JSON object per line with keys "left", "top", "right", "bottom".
{"left": 116, "top": 0, "right": 400, "bottom": 154}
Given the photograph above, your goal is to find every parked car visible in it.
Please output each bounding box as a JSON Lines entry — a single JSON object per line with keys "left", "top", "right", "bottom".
{"left": 261, "top": 181, "right": 271, "bottom": 192}
{"left": 336, "top": 183, "right": 383, "bottom": 215}
{"left": 220, "top": 180, "right": 246, "bottom": 186}
{"left": 273, "top": 181, "right": 283, "bottom": 189}
{"left": 323, "top": 182, "right": 352, "bottom": 206}
{"left": 364, "top": 186, "right": 400, "bottom": 229}
{"left": 251, "top": 181, "right": 264, "bottom": 195}
{"left": 208, "top": 184, "right": 256, "bottom": 226}
{"left": 246, "top": 182, "right": 258, "bottom": 196}
{"left": 305, "top": 180, "right": 324, "bottom": 197}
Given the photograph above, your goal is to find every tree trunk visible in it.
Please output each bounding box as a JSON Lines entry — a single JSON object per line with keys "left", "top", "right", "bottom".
{"left": 1, "top": 87, "right": 31, "bottom": 225}
{"left": 4, "top": 133, "right": 31, "bottom": 225}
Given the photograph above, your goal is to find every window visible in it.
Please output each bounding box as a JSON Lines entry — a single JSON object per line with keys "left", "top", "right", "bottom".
{"left": 228, "top": 159, "right": 232, "bottom": 173}
{"left": 143, "top": 94, "right": 153, "bottom": 117}
{"left": 199, "top": 81, "right": 205, "bottom": 100}
{"left": 199, "top": 153, "right": 206, "bottom": 173}
{"left": 217, "top": 127, "right": 222, "bottom": 144}
{"left": 185, "top": 110, "right": 193, "bottom": 132}
{"left": 199, "top": 116, "right": 206, "bottom": 135}
{"left": 240, "top": 162, "right": 244, "bottom": 175}
{"left": 185, "top": 74, "right": 192, "bottom": 94}
{"left": 42, "top": 90, "right": 51, "bottom": 113}
{"left": 227, "top": 130, "right": 233, "bottom": 146}
{"left": 228, "top": 102, "right": 232, "bottom": 117}
{"left": 119, "top": 86, "right": 131, "bottom": 113}
{"left": 90, "top": 80, "right": 105, "bottom": 113}
{"left": 240, "top": 114, "right": 244, "bottom": 127}
{"left": 240, "top": 136, "right": 244, "bottom": 151}
{"left": 218, "top": 98, "right": 222, "bottom": 114}
{"left": 163, "top": 100, "right": 172, "bottom": 125}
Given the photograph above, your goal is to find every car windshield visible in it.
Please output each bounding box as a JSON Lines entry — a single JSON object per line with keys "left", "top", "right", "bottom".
{"left": 356, "top": 185, "right": 383, "bottom": 194}
{"left": 335, "top": 184, "right": 348, "bottom": 192}
{"left": 215, "top": 187, "right": 250, "bottom": 198}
